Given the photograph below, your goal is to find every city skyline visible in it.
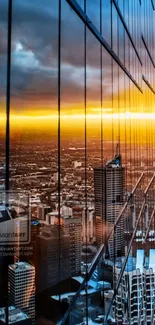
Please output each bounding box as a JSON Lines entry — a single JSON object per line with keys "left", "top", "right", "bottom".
{"left": 0, "top": 0, "right": 155, "bottom": 325}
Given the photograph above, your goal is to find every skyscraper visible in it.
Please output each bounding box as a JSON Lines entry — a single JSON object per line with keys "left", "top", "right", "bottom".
{"left": 94, "top": 153, "right": 125, "bottom": 257}
{"left": 62, "top": 215, "right": 82, "bottom": 275}
{"left": 82, "top": 207, "right": 95, "bottom": 244}
{"left": 1, "top": 0, "right": 155, "bottom": 323}
{"left": 114, "top": 249, "right": 155, "bottom": 325}
{"left": 35, "top": 224, "right": 70, "bottom": 292}
{"left": 36, "top": 212, "right": 82, "bottom": 287}
{"left": 8, "top": 262, "right": 35, "bottom": 324}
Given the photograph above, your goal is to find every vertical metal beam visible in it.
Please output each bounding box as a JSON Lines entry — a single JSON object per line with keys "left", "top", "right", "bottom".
{"left": 60, "top": 172, "right": 144, "bottom": 325}
{"left": 84, "top": 1, "right": 88, "bottom": 323}
{"left": 66, "top": 0, "right": 143, "bottom": 93}
{"left": 104, "top": 174, "right": 155, "bottom": 324}
{"left": 144, "top": 206, "right": 155, "bottom": 242}
{"left": 5, "top": 2, "right": 12, "bottom": 324}
{"left": 112, "top": 0, "right": 142, "bottom": 65}
{"left": 104, "top": 200, "right": 146, "bottom": 325}
{"left": 58, "top": 0, "right": 61, "bottom": 303}
{"left": 5, "top": 0, "right": 12, "bottom": 191}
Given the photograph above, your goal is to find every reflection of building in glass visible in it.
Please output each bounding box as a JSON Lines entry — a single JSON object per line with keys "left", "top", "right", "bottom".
{"left": 1, "top": 0, "right": 155, "bottom": 323}
{"left": 114, "top": 249, "right": 155, "bottom": 325}
{"left": 8, "top": 262, "right": 35, "bottom": 324}
{"left": 62, "top": 216, "right": 82, "bottom": 276}
{"left": 36, "top": 225, "right": 70, "bottom": 292}
{"left": 36, "top": 211, "right": 82, "bottom": 291}
{"left": 94, "top": 154, "right": 125, "bottom": 257}
{"left": 82, "top": 207, "right": 95, "bottom": 244}
{"left": 45, "top": 210, "right": 82, "bottom": 276}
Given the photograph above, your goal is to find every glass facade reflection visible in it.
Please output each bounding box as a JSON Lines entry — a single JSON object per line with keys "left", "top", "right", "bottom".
{"left": 0, "top": 0, "right": 155, "bottom": 324}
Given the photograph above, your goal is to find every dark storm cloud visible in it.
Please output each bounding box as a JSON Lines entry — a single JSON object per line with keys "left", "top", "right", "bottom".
{"left": 0, "top": 0, "right": 121, "bottom": 109}
{"left": 0, "top": 0, "right": 85, "bottom": 105}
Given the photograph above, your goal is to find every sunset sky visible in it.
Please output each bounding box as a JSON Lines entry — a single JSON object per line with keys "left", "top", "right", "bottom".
{"left": 0, "top": 0, "right": 154, "bottom": 137}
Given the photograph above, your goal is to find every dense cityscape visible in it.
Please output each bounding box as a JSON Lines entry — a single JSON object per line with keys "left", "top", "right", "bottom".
{"left": 0, "top": 136, "right": 155, "bottom": 324}
{"left": 0, "top": 0, "right": 155, "bottom": 324}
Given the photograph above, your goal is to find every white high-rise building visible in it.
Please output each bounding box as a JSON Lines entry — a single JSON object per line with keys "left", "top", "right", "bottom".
{"left": 114, "top": 249, "right": 155, "bottom": 325}
{"left": 37, "top": 204, "right": 51, "bottom": 221}
{"left": 45, "top": 206, "right": 72, "bottom": 225}
{"left": 8, "top": 262, "right": 35, "bottom": 324}
{"left": 82, "top": 207, "right": 95, "bottom": 243}
{"left": 94, "top": 154, "right": 125, "bottom": 257}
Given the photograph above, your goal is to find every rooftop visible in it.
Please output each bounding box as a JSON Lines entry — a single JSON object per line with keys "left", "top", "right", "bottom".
{"left": 116, "top": 249, "right": 155, "bottom": 273}
{"left": 0, "top": 306, "right": 30, "bottom": 324}
{"left": 72, "top": 276, "right": 111, "bottom": 289}
{"left": 106, "top": 153, "right": 122, "bottom": 168}
{"left": 9, "top": 262, "right": 35, "bottom": 272}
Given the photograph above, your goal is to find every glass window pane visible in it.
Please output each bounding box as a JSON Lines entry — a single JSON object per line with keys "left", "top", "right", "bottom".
{"left": 86, "top": 0, "right": 100, "bottom": 31}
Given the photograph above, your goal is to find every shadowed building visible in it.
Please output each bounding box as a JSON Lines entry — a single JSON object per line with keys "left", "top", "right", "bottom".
{"left": 35, "top": 225, "right": 70, "bottom": 292}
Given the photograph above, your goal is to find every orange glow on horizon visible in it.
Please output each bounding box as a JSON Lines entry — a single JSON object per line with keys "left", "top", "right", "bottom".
{"left": 0, "top": 110, "right": 153, "bottom": 144}
{"left": 0, "top": 111, "right": 155, "bottom": 122}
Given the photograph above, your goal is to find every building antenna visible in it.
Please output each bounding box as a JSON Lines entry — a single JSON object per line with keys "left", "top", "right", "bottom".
{"left": 116, "top": 136, "right": 120, "bottom": 156}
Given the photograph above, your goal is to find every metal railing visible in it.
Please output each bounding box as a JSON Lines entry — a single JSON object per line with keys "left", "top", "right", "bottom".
{"left": 60, "top": 172, "right": 145, "bottom": 325}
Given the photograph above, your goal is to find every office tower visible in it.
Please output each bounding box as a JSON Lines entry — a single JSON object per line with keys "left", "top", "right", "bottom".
{"left": 35, "top": 225, "right": 70, "bottom": 292}
{"left": 94, "top": 153, "right": 125, "bottom": 257}
{"left": 44, "top": 210, "right": 82, "bottom": 276}
{"left": 82, "top": 207, "right": 95, "bottom": 244}
{"left": 45, "top": 206, "right": 72, "bottom": 224}
{"left": 37, "top": 204, "right": 51, "bottom": 221}
{"left": 62, "top": 216, "right": 82, "bottom": 275}
{"left": 2, "top": 0, "right": 155, "bottom": 323}
{"left": 8, "top": 262, "right": 35, "bottom": 324}
{"left": 0, "top": 306, "right": 32, "bottom": 325}
{"left": 114, "top": 249, "right": 155, "bottom": 325}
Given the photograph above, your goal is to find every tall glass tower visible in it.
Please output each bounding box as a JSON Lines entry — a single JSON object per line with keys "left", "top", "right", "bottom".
{"left": 94, "top": 154, "right": 125, "bottom": 257}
